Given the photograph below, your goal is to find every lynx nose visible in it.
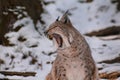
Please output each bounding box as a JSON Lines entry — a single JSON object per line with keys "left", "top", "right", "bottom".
{"left": 44, "top": 30, "right": 53, "bottom": 40}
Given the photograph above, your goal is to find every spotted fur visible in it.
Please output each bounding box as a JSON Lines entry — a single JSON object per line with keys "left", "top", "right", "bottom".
{"left": 46, "top": 11, "right": 99, "bottom": 80}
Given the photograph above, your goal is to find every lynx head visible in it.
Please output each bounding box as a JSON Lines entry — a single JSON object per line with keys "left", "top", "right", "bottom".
{"left": 46, "top": 11, "right": 74, "bottom": 49}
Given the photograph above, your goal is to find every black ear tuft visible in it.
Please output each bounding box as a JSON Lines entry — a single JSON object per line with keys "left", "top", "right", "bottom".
{"left": 64, "top": 10, "right": 69, "bottom": 15}
{"left": 56, "top": 16, "right": 60, "bottom": 21}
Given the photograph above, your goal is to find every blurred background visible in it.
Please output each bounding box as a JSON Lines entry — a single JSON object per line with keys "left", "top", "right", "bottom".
{"left": 0, "top": 0, "right": 120, "bottom": 80}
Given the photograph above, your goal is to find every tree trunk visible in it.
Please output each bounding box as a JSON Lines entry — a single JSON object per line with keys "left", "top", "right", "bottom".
{"left": 0, "top": 0, "right": 43, "bottom": 45}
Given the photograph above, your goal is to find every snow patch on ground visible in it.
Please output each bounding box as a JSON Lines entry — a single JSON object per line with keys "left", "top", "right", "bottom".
{"left": 1, "top": 0, "right": 120, "bottom": 80}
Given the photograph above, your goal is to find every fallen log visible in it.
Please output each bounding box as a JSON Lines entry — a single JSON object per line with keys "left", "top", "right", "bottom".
{"left": 0, "top": 71, "right": 36, "bottom": 77}
{"left": 99, "top": 72, "right": 120, "bottom": 79}
{"left": 0, "top": 78, "right": 9, "bottom": 80}
{"left": 98, "top": 35, "right": 120, "bottom": 40}
{"left": 98, "top": 56, "right": 120, "bottom": 64}
{"left": 0, "top": 71, "right": 120, "bottom": 79}
{"left": 85, "top": 26, "right": 120, "bottom": 37}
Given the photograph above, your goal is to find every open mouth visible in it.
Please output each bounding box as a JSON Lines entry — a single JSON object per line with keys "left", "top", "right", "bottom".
{"left": 48, "top": 33, "right": 63, "bottom": 47}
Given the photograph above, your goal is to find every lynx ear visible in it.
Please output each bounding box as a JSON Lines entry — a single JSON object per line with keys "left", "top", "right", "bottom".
{"left": 60, "top": 10, "right": 72, "bottom": 25}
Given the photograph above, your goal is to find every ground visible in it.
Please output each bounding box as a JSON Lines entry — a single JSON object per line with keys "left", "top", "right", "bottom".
{"left": 0, "top": 0, "right": 120, "bottom": 80}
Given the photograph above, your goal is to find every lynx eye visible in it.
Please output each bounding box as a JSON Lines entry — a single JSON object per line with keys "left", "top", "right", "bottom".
{"left": 48, "top": 34, "right": 53, "bottom": 40}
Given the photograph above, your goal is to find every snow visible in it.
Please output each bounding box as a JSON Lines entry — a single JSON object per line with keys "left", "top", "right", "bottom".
{"left": 0, "top": 0, "right": 120, "bottom": 80}
{"left": 86, "top": 37, "right": 120, "bottom": 62}
{"left": 43, "top": 0, "right": 120, "bottom": 33}
{"left": 99, "top": 63, "right": 120, "bottom": 73}
{"left": 0, "top": 74, "right": 5, "bottom": 78}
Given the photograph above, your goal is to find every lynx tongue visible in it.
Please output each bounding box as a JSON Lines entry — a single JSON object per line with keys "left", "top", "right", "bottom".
{"left": 52, "top": 33, "right": 63, "bottom": 47}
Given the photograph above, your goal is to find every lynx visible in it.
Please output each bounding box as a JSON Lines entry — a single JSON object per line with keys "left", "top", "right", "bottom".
{"left": 45, "top": 11, "right": 99, "bottom": 80}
